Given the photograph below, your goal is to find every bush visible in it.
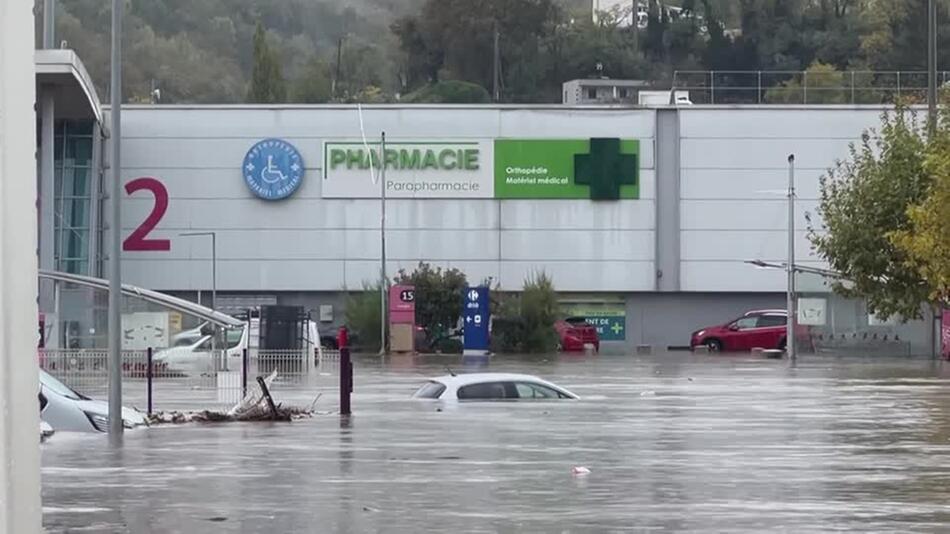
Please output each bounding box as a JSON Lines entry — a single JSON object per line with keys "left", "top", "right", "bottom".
{"left": 489, "top": 273, "right": 559, "bottom": 353}
{"left": 344, "top": 283, "right": 382, "bottom": 352}
{"left": 434, "top": 337, "right": 463, "bottom": 354}
{"left": 395, "top": 262, "right": 467, "bottom": 347}
{"left": 520, "top": 272, "right": 559, "bottom": 353}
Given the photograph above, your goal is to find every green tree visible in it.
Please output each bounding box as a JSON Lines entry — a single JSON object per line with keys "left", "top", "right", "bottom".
{"left": 890, "top": 118, "right": 950, "bottom": 305}
{"left": 391, "top": 0, "right": 559, "bottom": 100}
{"left": 403, "top": 80, "right": 491, "bottom": 103}
{"left": 247, "top": 21, "right": 287, "bottom": 103}
{"left": 345, "top": 283, "right": 382, "bottom": 352}
{"left": 394, "top": 262, "right": 468, "bottom": 346}
{"left": 291, "top": 56, "right": 332, "bottom": 103}
{"left": 520, "top": 272, "right": 559, "bottom": 353}
{"left": 765, "top": 61, "right": 848, "bottom": 104}
{"left": 810, "top": 106, "right": 935, "bottom": 319}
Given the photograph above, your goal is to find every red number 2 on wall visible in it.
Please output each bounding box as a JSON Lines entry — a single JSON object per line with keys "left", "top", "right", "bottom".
{"left": 122, "top": 177, "right": 171, "bottom": 252}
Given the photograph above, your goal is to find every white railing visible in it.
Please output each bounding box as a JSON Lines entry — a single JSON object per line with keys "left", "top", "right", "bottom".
{"left": 39, "top": 347, "right": 340, "bottom": 411}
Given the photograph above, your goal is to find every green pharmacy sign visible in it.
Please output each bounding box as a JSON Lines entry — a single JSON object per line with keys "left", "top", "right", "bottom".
{"left": 494, "top": 138, "right": 639, "bottom": 200}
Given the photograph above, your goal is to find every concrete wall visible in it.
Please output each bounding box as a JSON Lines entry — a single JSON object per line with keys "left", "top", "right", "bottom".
{"left": 113, "top": 105, "right": 890, "bottom": 296}
{"left": 676, "top": 107, "right": 881, "bottom": 292}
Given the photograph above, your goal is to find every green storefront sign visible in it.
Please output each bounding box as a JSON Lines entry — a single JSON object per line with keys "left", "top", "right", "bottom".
{"left": 563, "top": 304, "right": 627, "bottom": 342}
{"left": 494, "top": 138, "right": 639, "bottom": 200}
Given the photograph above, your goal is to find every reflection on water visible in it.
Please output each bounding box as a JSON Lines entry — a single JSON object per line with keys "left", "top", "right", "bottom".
{"left": 42, "top": 353, "right": 950, "bottom": 533}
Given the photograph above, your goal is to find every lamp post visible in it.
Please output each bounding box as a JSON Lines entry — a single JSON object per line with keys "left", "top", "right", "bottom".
{"left": 928, "top": 0, "right": 938, "bottom": 135}
{"left": 379, "top": 132, "right": 387, "bottom": 356}
{"left": 787, "top": 155, "right": 797, "bottom": 361}
{"left": 107, "top": 0, "right": 124, "bottom": 439}
{"left": 180, "top": 232, "right": 217, "bottom": 312}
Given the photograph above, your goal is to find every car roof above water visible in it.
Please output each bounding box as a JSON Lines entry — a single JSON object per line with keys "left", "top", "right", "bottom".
{"left": 429, "top": 372, "right": 563, "bottom": 388}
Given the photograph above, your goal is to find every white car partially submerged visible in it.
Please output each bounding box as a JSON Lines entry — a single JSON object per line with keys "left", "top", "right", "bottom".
{"left": 413, "top": 373, "right": 579, "bottom": 401}
{"left": 40, "top": 370, "right": 147, "bottom": 433}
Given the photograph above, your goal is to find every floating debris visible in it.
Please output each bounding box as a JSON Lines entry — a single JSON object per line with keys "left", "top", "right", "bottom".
{"left": 146, "top": 370, "right": 319, "bottom": 425}
{"left": 571, "top": 466, "right": 591, "bottom": 476}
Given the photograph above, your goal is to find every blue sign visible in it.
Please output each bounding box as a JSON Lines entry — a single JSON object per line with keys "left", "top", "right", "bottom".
{"left": 243, "top": 138, "right": 304, "bottom": 200}
{"left": 463, "top": 287, "right": 490, "bottom": 355}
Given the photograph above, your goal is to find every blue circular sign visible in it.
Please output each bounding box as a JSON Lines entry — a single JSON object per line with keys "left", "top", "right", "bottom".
{"left": 242, "top": 138, "right": 304, "bottom": 200}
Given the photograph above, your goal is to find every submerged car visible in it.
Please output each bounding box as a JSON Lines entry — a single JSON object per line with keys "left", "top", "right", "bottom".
{"left": 690, "top": 309, "right": 791, "bottom": 352}
{"left": 413, "top": 373, "right": 579, "bottom": 401}
{"left": 39, "top": 370, "right": 147, "bottom": 433}
{"left": 555, "top": 317, "right": 600, "bottom": 352}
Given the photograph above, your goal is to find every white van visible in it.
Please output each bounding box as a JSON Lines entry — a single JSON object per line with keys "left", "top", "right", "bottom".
{"left": 155, "top": 319, "right": 323, "bottom": 376}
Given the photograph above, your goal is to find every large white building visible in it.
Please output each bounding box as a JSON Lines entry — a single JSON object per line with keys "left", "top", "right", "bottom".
{"left": 31, "top": 50, "right": 936, "bottom": 354}
{"left": 67, "top": 103, "right": 944, "bottom": 352}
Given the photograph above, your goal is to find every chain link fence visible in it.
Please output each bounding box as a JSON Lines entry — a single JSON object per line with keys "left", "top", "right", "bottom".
{"left": 672, "top": 70, "right": 950, "bottom": 105}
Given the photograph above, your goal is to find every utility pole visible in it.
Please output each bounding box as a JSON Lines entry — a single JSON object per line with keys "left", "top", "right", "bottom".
{"left": 493, "top": 22, "right": 501, "bottom": 103}
{"left": 333, "top": 36, "right": 344, "bottom": 99}
{"left": 379, "top": 132, "right": 387, "bottom": 356}
{"left": 928, "top": 0, "right": 938, "bottom": 135}
{"left": 632, "top": 0, "right": 640, "bottom": 55}
{"left": 787, "top": 155, "right": 797, "bottom": 361}
{"left": 108, "top": 0, "right": 124, "bottom": 439}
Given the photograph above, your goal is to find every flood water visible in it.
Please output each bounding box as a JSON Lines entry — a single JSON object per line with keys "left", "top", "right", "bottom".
{"left": 42, "top": 353, "right": 950, "bottom": 533}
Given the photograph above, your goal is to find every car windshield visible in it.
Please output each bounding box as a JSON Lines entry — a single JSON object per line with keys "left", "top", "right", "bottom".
{"left": 413, "top": 381, "right": 447, "bottom": 399}
{"left": 39, "top": 370, "right": 84, "bottom": 401}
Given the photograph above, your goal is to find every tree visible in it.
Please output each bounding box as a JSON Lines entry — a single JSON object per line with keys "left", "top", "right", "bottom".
{"left": 391, "top": 0, "right": 559, "bottom": 101}
{"left": 345, "top": 283, "right": 382, "bottom": 352}
{"left": 394, "top": 262, "right": 468, "bottom": 346}
{"left": 810, "top": 106, "right": 935, "bottom": 319}
{"left": 765, "top": 61, "right": 848, "bottom": 104}
{"left": 519, "top": 272, "right": 559, "bottom": 353}
{"left": 291, "top": 56, "right": 332, "bottom": 103}
{"left": 247, "top": 21, "right": 286, "bottom": 103}
{"left": 403, "top": 80, "right": 491, "bottom": 103}
{"left": 889, "top": 120, "right": 950, "bottom": 305}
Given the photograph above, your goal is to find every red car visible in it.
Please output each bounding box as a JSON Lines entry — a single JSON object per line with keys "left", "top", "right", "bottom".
{"left": 690, "top": 310, "right": 792, "bottom": 352}
{"left": 555, "top": 317, "right": 600, "bottom": 352}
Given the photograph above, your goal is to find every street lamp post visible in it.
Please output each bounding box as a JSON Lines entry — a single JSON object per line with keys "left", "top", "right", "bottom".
{"left": 928, "top": 0, "right": 938, "bottom": 135}
{"left": 107, "top": 0, "right": 124, "bottom": 439}
{"left": 787, "top": 155, "right": 797, "bottom": 361}
{"left": 379, "top": 133, "right": 387, "bottom": 356}
{"left": 180, "top": 232, "right": 217, "bottom": 312}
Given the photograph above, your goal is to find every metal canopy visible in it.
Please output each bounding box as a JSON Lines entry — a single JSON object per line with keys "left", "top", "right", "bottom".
{"left": 38, "top": 270, "right": 244, "bottom": 329}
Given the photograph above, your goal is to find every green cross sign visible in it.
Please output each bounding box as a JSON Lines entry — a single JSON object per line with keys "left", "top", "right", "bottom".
{"left": 611, "top": 322, "right": 623, "bottom": 335}
{"left": 574, "top": 138, "right": 639, "bottom": 200}
{"left": 494, "top": 138, "right": 640, "bottom": 200}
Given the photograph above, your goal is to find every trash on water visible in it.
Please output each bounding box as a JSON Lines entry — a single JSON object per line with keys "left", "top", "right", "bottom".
{"left": 571, "top": 466, "right": 591, "bottom": 476}
{"left": 640, "top": 390, "right": 656, "bottom": 397}
{"left": 147, "top": 370, "right": 317, "bottom": 424}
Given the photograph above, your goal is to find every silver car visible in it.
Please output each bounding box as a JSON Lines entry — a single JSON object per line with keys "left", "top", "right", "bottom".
{"left": 39, "top": 370, "right": 147, "bottom": 433}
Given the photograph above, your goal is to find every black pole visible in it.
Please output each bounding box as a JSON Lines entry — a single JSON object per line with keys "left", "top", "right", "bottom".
{"left": 146, "top": 347, "right": 153, "bottom": 416}
{"left": 242, "top": 347, "right": 248, "bottom": 399}
{"left": 928, "top": 0, "right": 938, "bottom": 135}
{"left": 340, "top": 347, "right": 352, "bottom": 415}
{"left": 256, "top": 376, "right": 279, "bottom": 420}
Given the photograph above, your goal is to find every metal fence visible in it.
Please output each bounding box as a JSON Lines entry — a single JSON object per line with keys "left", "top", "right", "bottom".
{"left": 39, "top": 348, "right": 340, "bottom": 413}
{"left": 672, "top": 70, "right": 950, "bottom": 105}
